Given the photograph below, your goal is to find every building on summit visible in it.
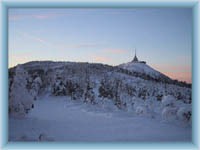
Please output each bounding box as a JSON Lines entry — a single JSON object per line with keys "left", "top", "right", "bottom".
{"left": 132, "top": 49, "right": 146, "bottom": 64}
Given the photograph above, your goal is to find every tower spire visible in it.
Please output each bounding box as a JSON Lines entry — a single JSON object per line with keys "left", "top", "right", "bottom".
{"left": 135, "top": 48, "right": 137, "bottom": 57}
{"left": 131, "top": 48, "right": 146, "bottom": 64}
{"left": 132, "top": 48, "right": 138, "bottom": 62}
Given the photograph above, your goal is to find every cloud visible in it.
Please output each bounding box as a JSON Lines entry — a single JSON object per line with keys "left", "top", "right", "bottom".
{"left": 33, "top": 14, "right": 52, "bottom": 19}
{"left": 57, "top": 42, "right": 108, "bottom": 50}
{"left": 15, "top": 31, "right": 106, "bottom": 52}
{"left": 8, "top": 9, "right": 138, "bottom": 21}
{"left": 17, "top": 31, "right": 53, "bottom": 48}
{"left": 32, "top": 13, "right": 70, "bottom": 19}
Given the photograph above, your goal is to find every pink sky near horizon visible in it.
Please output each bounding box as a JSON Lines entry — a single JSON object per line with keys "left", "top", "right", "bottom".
{"left": 9, "top": 8, "right": 192, "bottom": 84}
{"left": 9, "top": 47, "right": 192, "bottom": 83}
{"left": 152, "top": 63, "right": 191, "bottom": 83}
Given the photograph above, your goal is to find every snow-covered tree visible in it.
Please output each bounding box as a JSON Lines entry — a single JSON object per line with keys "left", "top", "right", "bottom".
{"left": 177, "top": 106, "right": 192, "bottom": 123}
{"left": 135, "top": 105, "right": 147, "bottom": 115}
{"left": 29, "top": 76, "right": 43, "bottom": 100}
{"left": 51, "top": 74, "right": 66, "bottom": 96}
{"left": 84, "top": 78, "right": 95, "bottom": 104}
{"left": 9, "top": 65, "right": 34, "bottom": 117}
{"left": 161, "top": 95, "right": 176, "bottom": 107}
{"left": 161, "top": 107, "right": 177, "bottom": 122}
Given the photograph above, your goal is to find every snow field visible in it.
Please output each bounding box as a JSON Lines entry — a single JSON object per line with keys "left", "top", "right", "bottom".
{"left": 9, "top": 96, "right": 192, "bottom": 142}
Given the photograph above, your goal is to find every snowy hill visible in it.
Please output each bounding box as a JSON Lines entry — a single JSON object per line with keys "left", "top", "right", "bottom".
{"left": 119, "top": 62, "right": 170, "bottom": 80}
{"left": 9, "top": 61, "right": 191, "bottom": 103}
{"left": 9, "top": 60, "right": 192, "bottom": 114}
{"left": 8, "top": 61, "right": 192, "bottom": 141}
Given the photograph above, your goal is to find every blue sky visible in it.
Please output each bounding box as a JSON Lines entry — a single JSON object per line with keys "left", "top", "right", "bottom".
{"left": 8, "top": 8, "right": 192, "bottom": 83}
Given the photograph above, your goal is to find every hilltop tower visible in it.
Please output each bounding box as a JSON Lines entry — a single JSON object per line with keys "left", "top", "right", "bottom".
{"left": 132, "top": 49, "right": 138, "bottom": 62}
{"left": 131, "top": 48, "right": 146, "bottom": 64}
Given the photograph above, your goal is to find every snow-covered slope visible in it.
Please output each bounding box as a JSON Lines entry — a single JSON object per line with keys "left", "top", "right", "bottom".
{"left": 8, "top": 61, "right": 192, "bottom": 142}
{"left": 119, "top": 62, "right": 169, "bottom": 80}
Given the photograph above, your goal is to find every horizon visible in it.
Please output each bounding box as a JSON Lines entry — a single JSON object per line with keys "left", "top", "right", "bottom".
{"left": 8, "top": 8, "right": 192, "bottom": 83}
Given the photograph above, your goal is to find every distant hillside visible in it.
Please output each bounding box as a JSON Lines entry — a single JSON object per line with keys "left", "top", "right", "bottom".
{"left": 118, "top": 61, "right": 191, "bottom": 88}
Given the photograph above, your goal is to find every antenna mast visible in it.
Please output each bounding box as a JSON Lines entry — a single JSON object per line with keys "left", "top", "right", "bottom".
{"left": 135, "top": 48, "right": 137, "bottom": 57}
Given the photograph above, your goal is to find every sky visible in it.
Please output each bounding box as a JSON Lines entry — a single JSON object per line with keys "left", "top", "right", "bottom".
{"left": 8, "top": 8, "right": 192, "bottom": 83}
